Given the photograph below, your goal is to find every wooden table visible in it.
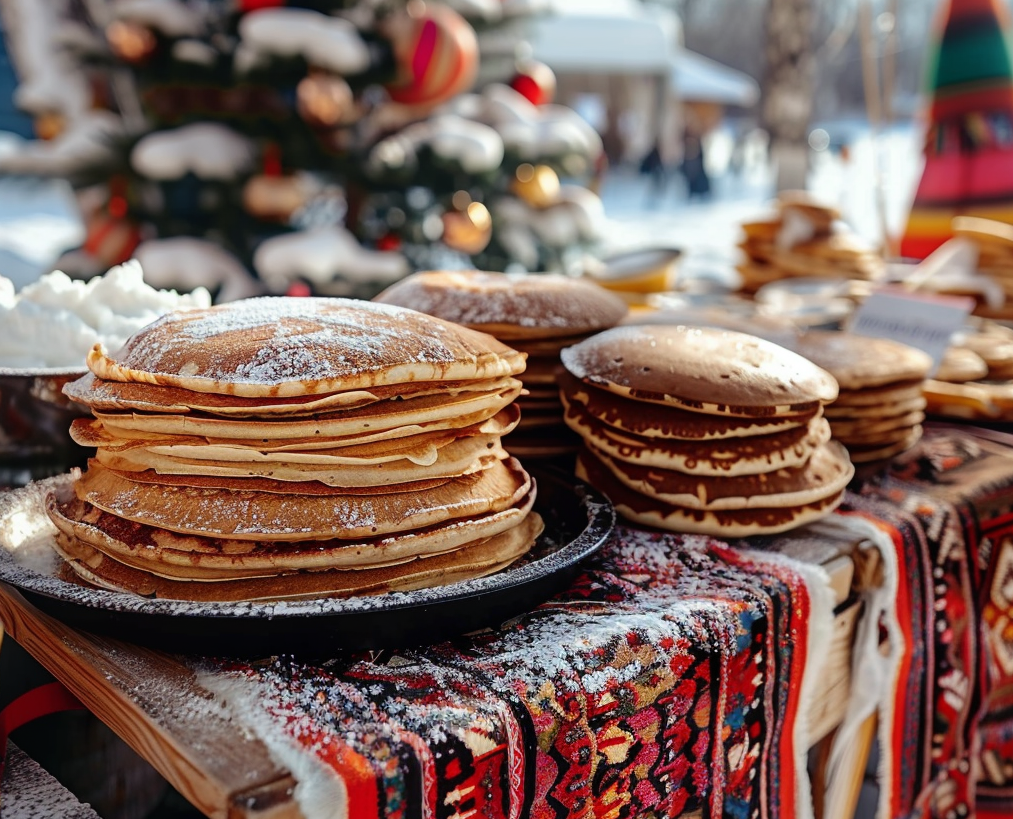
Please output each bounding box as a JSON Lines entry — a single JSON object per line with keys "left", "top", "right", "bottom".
{"left": 0, "top": 540, "right": 876, "bottom": 819}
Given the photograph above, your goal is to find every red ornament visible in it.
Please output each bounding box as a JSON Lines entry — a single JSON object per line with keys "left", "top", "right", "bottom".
{"left": 383, "top": 2, "right": 478, "bottom": 108}
{"left": 376, "top": 233, "right": 402, "bottom": 251}
{"left": 236, "top": 0, "right": 286, "bottom": 11}
{"left": 510, "top": 60, "right": 556, "bottom": 106}
{"left": 285, "top": 282, "right": 312, "bottom": 297}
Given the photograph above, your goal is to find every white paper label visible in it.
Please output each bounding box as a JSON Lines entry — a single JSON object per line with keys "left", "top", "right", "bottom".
{"left": 847, "top": 287, "right": 974, "bottom": 372}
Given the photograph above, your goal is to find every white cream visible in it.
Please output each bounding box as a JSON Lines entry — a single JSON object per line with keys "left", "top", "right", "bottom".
{"left": 0, "top": 261, "right": 211, "bottom": 369}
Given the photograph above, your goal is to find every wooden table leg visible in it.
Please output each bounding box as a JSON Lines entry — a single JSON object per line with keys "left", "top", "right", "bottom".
{"left": 812, "top": 712, "right": 878, "bottom": 819}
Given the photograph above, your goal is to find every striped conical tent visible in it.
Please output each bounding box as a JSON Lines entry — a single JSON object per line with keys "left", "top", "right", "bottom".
{"left": 900, "top": 0, "right": 1013, "bottom": 259}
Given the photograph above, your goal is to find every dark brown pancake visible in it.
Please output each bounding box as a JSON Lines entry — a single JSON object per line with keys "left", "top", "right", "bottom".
{"left": 576, "top": 449, "right": 844, "bottom": 536}
{"left": 560, "top": 325, "right": 838, "bottom": 416}
{"left": 374, "top": 270, "right": 627, "bottom": 339}
{"left": 587, "top": 440, "right": 853, "bottom": 509}
{"left": 564, "top": 396, "right": 830, "bottom": 475}
{"left": 560, "top": 370, "right": 816, "bottom": 441}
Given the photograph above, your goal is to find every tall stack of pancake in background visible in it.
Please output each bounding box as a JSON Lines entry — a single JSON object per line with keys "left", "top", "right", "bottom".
{"left": 559, "top": 325, "right": 853, "bottom": 536}
{"left": 46, "top": 298, "right": 543, "bottom": 602}
{"left": 375, "top": 270, "right": 627, "bottom": 458}
{"left": 789, "top": 332, "right": 932, "bottom": 464}
{"left": 952, "top": 216, "right": 1013, "bottom": 321}
{"left": 736, "top": 193, "right": 883, "bottom": 294}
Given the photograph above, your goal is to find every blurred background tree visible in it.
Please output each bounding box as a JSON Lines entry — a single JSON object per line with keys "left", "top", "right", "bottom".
{"left": 0, "top": 0, "right": 606, "bottom": 300}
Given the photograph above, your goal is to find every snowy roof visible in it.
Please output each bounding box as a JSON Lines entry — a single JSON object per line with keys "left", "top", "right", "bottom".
{"left": 528, "top": 1, "right": 675, "bottom": 73}
{"left": 671, "top": 49, "right": 759, "bottom": 106}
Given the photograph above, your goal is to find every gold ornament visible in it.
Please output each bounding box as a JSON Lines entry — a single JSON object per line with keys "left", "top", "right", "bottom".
{"left": 34, "top": 112, "right": 65, "bottom": 141}
{"left": 441, "top": 202, "right": 492, "bottom": 254}
{"left": 106, "top": 20, "right": 157, "bottom": 63}
{"left": 242, "top": 175, "right": 308, "bottom": 222}
{"left": 296, "top": 74, "right": 354, "bottom": 129}
{"left": 511, "top": 164, "right": 560, "bottom": 209}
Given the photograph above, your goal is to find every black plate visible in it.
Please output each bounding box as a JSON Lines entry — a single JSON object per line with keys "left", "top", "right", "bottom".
{"left": 0, "top": 468, "right": 614, "bottom": 656}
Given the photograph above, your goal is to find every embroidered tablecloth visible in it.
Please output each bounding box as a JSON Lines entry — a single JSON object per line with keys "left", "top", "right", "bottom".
{"left": 203, "top": 526, "right": 838, "bottom": 819}
{"left": 844, "top": 425, "right": 1013, "bottom": 819}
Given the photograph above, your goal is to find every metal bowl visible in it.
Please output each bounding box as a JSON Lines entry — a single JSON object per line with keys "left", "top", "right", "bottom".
{"left": 0, "top": 368, "right": 91, "bottom": 488}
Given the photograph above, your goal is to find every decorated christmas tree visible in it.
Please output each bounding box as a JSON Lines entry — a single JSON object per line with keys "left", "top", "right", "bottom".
{"left": 0, "top": 0, "right": 605, "bottom": 300}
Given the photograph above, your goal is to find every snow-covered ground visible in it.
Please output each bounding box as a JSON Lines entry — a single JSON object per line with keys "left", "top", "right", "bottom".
{"left": 598, "top": 120, "right": 923, "bottom": 285}
{"left": 0, "top": 118, "right": 923, "bottom": 291}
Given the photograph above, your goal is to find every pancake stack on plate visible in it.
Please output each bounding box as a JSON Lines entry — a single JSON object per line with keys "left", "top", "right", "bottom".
{"left": 46, "top": 297, "right": 544, "bottom": 602}
{"left": 789, "top": 331, "right": 932, "bottom": 463}
{"left": 374, "top": 270, "right": 627, "bottom": 458}
{"left": 559, "top": 325, "right": 852, "bottom": 536}
{"left": 736, "top": 193, "right": 883, "bottom": 294}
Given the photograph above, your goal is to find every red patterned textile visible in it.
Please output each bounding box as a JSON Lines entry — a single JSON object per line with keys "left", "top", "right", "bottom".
{"left": 211, "top": 527, "right": 823, "bottom": 819}
{"left": 845, "top": 426, "right": 1013, "bottom": 817}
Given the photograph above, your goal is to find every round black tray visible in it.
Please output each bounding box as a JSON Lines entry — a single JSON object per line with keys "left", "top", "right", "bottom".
{"left": 0, "top": 467, "right": 614, "bottom": 656}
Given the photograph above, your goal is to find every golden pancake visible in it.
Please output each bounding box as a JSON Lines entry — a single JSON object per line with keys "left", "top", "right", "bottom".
{"left": 95, "top": 435, "right": 506, "bottom": 488}
{"left": 374, "top": 270, "right": 627, "bottom": 340}
{"left": 789, "top": 331, "right": 932, "bottom": 390}
{"left": 507, "top": 333, "right": 594, "bottom": 357}
{"left": 831, "top": 381, "right": 926, "bottom": 408}
{"left": 847, "top": 427, "right": 923, "bottom": 463}
{"left": 52, "top": 515, "right": 538, "bottom": 602}
{"left": 49, "top": 492, "right": 541, "bottom": 580}
{"left": 834, "top": 422, "right": 923, "bottom": 448}
{"left": 560, "top": 371, "right": 818, "bottom": 440}
{"left": 560, "top": 325, "right": 838, "bottom": 417}
{"left": 87, "top": 297, "right": 526, "bottom": 397}
{"left": 922, "top": 380, "right": 1000, "bottom": 419}
{"left": 952, "top": 216, "right": 1013, "bottom": 249}
{"left": 740, "top": 219, "right": 781, "bottom": 242}
{"left": 829, "top": 410, "right": 925, "bottom": 439}
{"left": 519, "top": 357, "right": 564, "bottom": 385}
{"left": 588, "top": 439, "right": 853, "bottom": 510}
{"left": 49, "top": 488, "right": 537, "bottom": 564}
{"left": 823, "top": 396, "right": 927, "bottom": 420}
{"left": 76, "top": 457, "right": 532, "bottom": 541}
{"left": 92, "top": 384, "right": 522, "bottom": 441}
{"left": 935, "top": 347, "right": 991, "bottom": 383}
{"left": 564, "top": 399, "right": 831, "bottom": 476}
{"left": 73, "top": 405, "right": 521, "bottom": 457}
{"left": 576, "top": 449, "right": 844, "bottom": 537}
{"left": 65, "top": 371, "right": 520, "bottom": 417}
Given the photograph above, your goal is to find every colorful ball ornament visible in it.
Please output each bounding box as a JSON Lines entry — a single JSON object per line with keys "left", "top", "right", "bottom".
{"left": 510, "top": 60, "right": 556, "bottom": 106}
{"left": 511, "top": 164, "right": 560, "bottom": 209}
{"left": 441, "top": 201, "right": 492, "bottom": 254}
{"left": 106, "top": 20, "right": 157, "bottom": 63}
{"left": 296, "top": 74, "right": 355, "bottom": 128}
{"left": 383, "top": 1, "right": 479, "bottom": 108}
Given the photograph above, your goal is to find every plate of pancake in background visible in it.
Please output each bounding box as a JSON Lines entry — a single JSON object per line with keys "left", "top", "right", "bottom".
{"left": 0, "top": 297, "right": 614, "bottom": 654}
{"left": 374, "top": 270, "right": 628, "bottom": 458}
{"left": 561, "top": 325, "right": 853, "bottom": 536}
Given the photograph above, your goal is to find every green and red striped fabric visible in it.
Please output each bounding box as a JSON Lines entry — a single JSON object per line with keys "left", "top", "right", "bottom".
{"left": 900, "top": 0, "right": 1013, "bottom": 259}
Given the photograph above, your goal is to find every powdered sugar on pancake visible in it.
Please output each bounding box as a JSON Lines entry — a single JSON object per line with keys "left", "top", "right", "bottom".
{"left": 88, "top": 298, "right": 525, "bottom": 397}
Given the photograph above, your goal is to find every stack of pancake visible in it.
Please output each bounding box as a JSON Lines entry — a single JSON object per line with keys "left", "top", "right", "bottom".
{"left": 953, "top": 216, "right": 1013, "bottom": 321}
{"left": 375, "top": 270, "right": 627, "bottom": 458}
{"left": 923, "top": 321, "right": 1013, "bottom": 420}
{"left": 789, "top": 331, "right": 931, "bottom": 463}
{"left": 737, "top": 193, "right": 883, "bottom": 294}
{"left": 560, "top": 325, "right": 853, "bottom": 536}
{"left": 46, "top": 297, "right": 544, "bottom": 603}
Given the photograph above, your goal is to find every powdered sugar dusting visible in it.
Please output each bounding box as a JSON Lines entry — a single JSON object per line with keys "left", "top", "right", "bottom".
{"left": 102, "top": 298, "right": 518, "bottom": 390}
